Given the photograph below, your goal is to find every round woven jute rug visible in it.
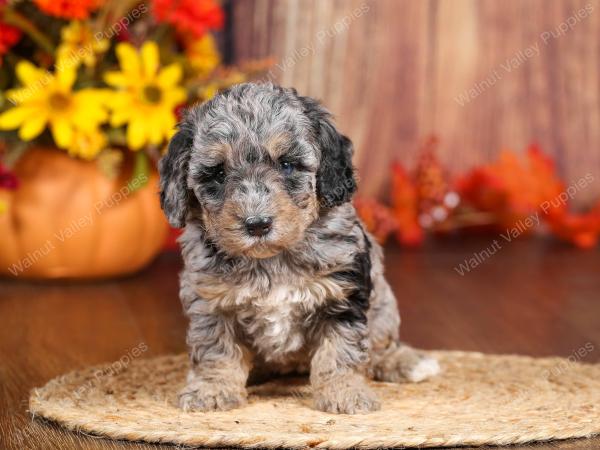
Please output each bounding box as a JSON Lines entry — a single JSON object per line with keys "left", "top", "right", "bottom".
{"left": 29, "top": 351, "right": 600, "bottom": 449}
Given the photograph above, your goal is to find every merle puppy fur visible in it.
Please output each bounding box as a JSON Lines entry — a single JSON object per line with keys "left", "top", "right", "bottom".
{"left": 159, "top": 83, "right": 439, "bottom": 414}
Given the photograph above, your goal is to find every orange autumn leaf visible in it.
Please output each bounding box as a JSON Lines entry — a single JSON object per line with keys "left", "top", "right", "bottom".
{"left": 526, "top": 144, "right": 567, "bottom": 217}
{"left": 354, "top": 162, "right": 424, "bottom": 247}
{"left": 356, "top": 140, "right": 598, "bottom": 250}
{"left": 390, "top": 162, "right": 424, "bottom": 247}
{"left": 414, "top": 137, "right": 448, "bottom": 213}
{"left": 457, "top": 144, "right": 564, "bottom": 229}
{"left": 354, "top": 196, "right": 398, "bottom": 244}
{"left": 545, "top": 201, "right": 600, "bottom": 249}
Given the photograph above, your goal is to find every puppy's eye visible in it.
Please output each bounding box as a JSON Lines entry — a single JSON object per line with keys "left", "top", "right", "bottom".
{"left": 280, "top": 161, "right": 295, "bottom": 176}
{"left": 214, "top": 167, "right": 226, "bottom": 184}
{"left": 204, "top": 164, "right": 225, "bottom": 184}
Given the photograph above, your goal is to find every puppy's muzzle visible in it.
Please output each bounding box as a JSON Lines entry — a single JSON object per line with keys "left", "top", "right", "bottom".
{"left": 244, "top": 215, "right": 273, "bottom": 237}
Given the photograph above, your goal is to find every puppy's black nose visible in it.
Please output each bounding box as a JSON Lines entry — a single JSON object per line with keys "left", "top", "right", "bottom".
{"left": 244, "top": 216, "right": 273, "bottom": 237}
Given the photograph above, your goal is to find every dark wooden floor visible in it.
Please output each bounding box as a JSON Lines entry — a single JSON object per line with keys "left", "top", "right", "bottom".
{"left": 1, "top": 237, "right": 599, "bottom": 449}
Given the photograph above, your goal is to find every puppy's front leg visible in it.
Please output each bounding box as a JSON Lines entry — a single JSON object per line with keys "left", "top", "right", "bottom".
{"left": 179, "top": 310, "right": 250, "bottom": 412}
{"left": 311, "top": 320, "right": 380, "bottom": 414}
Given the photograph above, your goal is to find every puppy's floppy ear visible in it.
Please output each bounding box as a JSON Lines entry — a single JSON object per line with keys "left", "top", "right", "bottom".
{"left": 298, "top": 94, "right": 356, "bottom": 208}
{"left": 159, "top": 123, "right": 194, "bottom": 228}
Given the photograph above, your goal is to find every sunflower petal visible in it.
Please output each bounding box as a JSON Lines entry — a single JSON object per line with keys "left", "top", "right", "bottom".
{"left": 156, "top": 64, "right": 182, "bottom": 88}
{"left": 147, "top": 114, "right": 164, "bottom": 145}
{"left": 161, "top": 110, "right": 177, "bottom": 132}
{"left": 104, "top": 71, "right": 128, "bottom": 87}
{"left": 16, "top": 61, "right": 48, "bottom": 86}
{"left": 116, "top": 43, "right": 141, "bottom": 77}
{"left": 51, "top": 117, "right": 74, "bottom": 148}
{"left": 110, "top": 108, "right": 131, "bottom": 126}
{"left": 19, "top": 115, "right": 47, "bottom": 141}
{"left": 73, "top": 91, "right": 109, "bottom": 126}
{"left": 55, "top": 65, "right": 77, "bottom": 90}
{"left": 5, "top": 86, "right": 42, "bottom": 104}
{"left": 141, "top": 41, "right": 159, "bottom": 79}
{"left": 0, "top": 107, "right": 32, "bottom": 129}
{"left": 109, "top": 91, "right": 133, "bottom": 109}
{"left": 61, "top": 21, "right": 81, "bottom": 41}
{"left": 127, "top": 118, "right": 146, "bottom": 149}
{"left": 172, "top": 87, "right": 187, "bottom": 105}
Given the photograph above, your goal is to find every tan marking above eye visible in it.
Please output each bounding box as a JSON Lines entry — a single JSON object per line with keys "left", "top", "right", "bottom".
{"left": 203, "top": 143, "right": 233, "bottom": 164}
{"left": 265, "top": 133, "right": 292, "bottom": 159}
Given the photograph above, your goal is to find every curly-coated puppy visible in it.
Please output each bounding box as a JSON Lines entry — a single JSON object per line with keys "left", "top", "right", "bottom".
{"left": 159, "top": 83, "right": 439, "bottom": 414}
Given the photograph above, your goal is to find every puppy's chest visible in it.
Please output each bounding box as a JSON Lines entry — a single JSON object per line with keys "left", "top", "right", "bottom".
{"left": 229, "top": 278, "right": 345, "bottom": 362}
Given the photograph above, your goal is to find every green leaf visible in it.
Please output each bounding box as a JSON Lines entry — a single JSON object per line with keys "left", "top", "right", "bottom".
{"left": 3, "top": 140, "right": 29, "bottom": 168}
{"left": 128, "top": 150, "right": 150, "bottom": 193}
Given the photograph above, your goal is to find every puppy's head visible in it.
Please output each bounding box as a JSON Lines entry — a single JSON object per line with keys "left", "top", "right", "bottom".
{"left": 159, "top": 83, "right": 356, "bottom": 258}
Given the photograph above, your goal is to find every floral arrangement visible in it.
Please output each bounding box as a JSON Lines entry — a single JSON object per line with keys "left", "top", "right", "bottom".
{"left": 355, "top": 138, "right": 600, "bottom": 249}
{"left": 0, "top": 0, "right": 268, "bottom": 190}
{"left": 2, "top": 1, "right": 597, "bottom": 250}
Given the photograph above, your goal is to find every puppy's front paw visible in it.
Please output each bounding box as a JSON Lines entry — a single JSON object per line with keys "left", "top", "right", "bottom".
{"left": 314, "top": 376, "right": 380, "bottom": 414}
{"left": 179, "top": 380, "right": 247, "bottom": 412}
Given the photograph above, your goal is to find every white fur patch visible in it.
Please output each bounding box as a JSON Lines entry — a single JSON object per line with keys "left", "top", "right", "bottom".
{"left": 234, "top": 279, "right": 347, "bottom": 363}
{"left": 405, "top": 356, "right": 440, "bottom": 383}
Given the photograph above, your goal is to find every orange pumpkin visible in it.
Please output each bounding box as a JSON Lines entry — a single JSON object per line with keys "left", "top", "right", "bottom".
{"left": 0, "top": 147, "right": 169, "bottom": 279}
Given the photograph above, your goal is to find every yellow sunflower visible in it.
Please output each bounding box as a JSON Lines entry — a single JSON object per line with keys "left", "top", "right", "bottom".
{"left": 57, "top": 21, "right": 110, "bottom": 68}
{"left": 0, "top": 58, "right": 109, "bottom": 149}
{"left": 104, "top": 41, "right": 187, "bottom": 150}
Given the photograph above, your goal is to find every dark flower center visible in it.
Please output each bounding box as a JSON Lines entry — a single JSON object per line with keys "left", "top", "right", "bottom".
{"left": 48, "top": 92, "right": 72, "bottom": 110}
{"left": 143, "top": 85, "right": 162, "bottom": 103}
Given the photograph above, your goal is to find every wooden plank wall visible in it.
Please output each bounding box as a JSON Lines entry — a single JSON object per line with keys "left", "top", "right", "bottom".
{"left": 231, "top": 0, "right": 600, "bottom": 206}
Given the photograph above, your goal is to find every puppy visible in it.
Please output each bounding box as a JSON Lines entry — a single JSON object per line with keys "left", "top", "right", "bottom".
{"left": 159, "top": 83, "right": 439, "bottom": 414}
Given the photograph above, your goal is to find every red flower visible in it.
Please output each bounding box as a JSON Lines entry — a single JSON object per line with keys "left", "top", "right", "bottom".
{"left": 174, "top": 103, "right": 187, "bottom": 122}
{"left": 0, "top": 22, "right": 21, "bottom": 57}
{"left": 33, "top": 0, "right": 101, "bottom": 20}
{"left": 153, "top": 0, "right": 224, "bottom": 38}
{"left": 0, "top": 164, "right": 19, "bottom": 190}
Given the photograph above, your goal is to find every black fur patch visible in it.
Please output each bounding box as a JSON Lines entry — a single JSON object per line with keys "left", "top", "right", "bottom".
{"left": 245, "top": 146, "right": 263, "bottom": 164}
{"left": 158, "top": 122, "right": 195, "bottom": 228}
{"left": 297, "top": 95, "right": 357, "bottom": 209}
{"left": 316, "top": 230, "right": 358, "bottom": 245}
{"left": 281, "top": 170, "right": 313, "bottom": 209}
{"left": 323, "top": 250, "right": 373, "bottom": 326}
{"left": 201, "top": 179, "right": 226, "bottom": 202}
{"left": 202, "top": 238, "right": 241, "bottom": 275}
{"left": 283, "top": 174, "right": 304, "bottom": 195}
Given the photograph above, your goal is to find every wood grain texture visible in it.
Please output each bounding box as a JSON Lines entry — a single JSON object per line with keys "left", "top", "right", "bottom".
{"left": 231, "top": 0, "right": 600, "bottom": 206}
{"left": 1, "top": 239, "right": 600, "bottom": 449}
